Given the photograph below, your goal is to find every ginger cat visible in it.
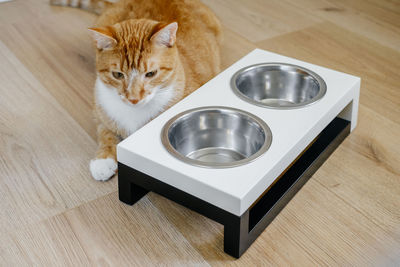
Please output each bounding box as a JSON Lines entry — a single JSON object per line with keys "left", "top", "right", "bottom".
{"left": 51, "top": 0, "right": 222, "bottom": 181}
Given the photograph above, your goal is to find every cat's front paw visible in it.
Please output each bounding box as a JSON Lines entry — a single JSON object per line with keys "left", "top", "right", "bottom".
{"left": 90, "top": 158, "right": 118, "bottom": 181}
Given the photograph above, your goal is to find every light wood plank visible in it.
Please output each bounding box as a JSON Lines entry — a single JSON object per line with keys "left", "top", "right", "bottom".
{"left": 149, "top": 161, "right": 400, "bottom": 265}
{"left": 0, "top": 214, "right": 90, "bottom": 266}
{"left": 149, "top": 194, "right": 319, "bottom": 266}
{"left": 256, "top": 22, "right": 400, "bottom": 124}
{"left": 0, "top": 0, "right": 52, "bottom": 25}
{"left": 275, "top": 178, "right": 400, "bottom": 265}
{"left": 220, "top": 27, "right": 257, "bottom": 70}
{"left": 314, "top": 104, "right": 400, "bottom": 240}
{"left": 201, "top": 0, "right": 321, "bottom": 42}
{"left": 0, "top": 40, "right": 115, "bottom": 233}
{"left": 0, "top": 192, "right": 210, "bottom": 265}
{"left": 63, "top": 192, "right": 208, "bottom": 265}
{"left": 0, "top": 10, "right": 98, "bottom": 139}
{"left": 282, "top": 0, "right": 400, "bottom": 52}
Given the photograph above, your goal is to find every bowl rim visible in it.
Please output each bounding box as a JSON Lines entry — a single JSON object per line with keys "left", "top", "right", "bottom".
{"left": 160, "top": 106, "right": 273, "bottom": 168}
{"left": 230, "top": 62, "right": 327, "bottom": 109}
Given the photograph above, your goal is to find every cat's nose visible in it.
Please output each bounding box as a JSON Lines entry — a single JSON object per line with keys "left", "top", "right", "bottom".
{"left": 129, "top": 99, "right": 139, "bottom": 104}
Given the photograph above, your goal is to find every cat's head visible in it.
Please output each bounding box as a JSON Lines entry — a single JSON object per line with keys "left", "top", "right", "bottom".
{"left": 89, "top": 19, "right": 179, "bottom": 105}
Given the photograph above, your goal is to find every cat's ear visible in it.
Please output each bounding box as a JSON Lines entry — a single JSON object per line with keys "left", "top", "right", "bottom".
{"left": 150, "top": 22, "right": 178, "bottom": 48}
{"left": 88, "top": 27, "right": 117, "bottom": 50}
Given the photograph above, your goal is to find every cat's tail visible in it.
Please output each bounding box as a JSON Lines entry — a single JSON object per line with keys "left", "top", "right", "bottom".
{"left": 49, "top": 0, "right": 116, "bottom": 15}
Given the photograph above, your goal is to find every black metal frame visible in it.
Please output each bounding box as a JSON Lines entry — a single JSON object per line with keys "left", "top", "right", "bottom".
{"left": 118, "top": 117, "right": 350, "bottom": 258}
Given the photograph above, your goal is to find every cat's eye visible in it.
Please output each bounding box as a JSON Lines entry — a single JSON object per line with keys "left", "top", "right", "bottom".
{"left": 145, "top": 70, "right": 157, "bottom": 78}
{"left": 112, "top": 71, "right": 124, "bottom": 79}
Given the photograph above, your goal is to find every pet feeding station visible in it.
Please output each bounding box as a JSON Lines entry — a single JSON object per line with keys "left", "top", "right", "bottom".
{"left": 117, "top": 49, "right": 360, "bottom": 258}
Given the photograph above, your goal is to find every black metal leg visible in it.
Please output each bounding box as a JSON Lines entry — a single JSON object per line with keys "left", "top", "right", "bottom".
{"left": 224, "top": 212, "right": 249, "bottom": 258}
{"left": 118, "top": 164, "right": 148, "bottom": 205}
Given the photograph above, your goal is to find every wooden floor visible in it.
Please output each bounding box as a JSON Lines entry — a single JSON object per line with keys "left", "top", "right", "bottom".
{"left": 0, "top": 0, "right": 399, "bottom": 265}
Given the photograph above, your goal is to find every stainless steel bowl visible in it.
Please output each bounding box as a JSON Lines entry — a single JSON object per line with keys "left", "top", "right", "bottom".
{"left": 231, "top": 63, "right": 327, "bottom": 109}
{"left": 161, "top": 107, "right": 272, "bottom": 168}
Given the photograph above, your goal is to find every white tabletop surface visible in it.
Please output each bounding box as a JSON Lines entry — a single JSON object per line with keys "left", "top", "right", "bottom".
{"left": 117, "top": 49, "right": 360, "bottom": 216}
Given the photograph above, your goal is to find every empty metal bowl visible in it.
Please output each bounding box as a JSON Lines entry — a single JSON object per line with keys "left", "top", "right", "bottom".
{"left": 231, "top": 63, "right": 327, "bottom": 109}
{"left": 161, "top": 106, "right": 272, "bottom": 168}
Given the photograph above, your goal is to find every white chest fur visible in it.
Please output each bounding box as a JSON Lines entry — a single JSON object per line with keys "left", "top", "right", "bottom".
{"left": 95, "top": 77, "right": 176, "bottom": 136}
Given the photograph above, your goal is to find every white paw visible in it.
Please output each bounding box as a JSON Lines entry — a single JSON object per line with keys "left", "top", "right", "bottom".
{"left": 90, "top": 158, "right": 117, "bottom": 181}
